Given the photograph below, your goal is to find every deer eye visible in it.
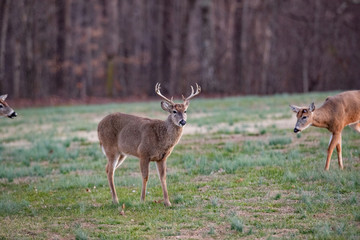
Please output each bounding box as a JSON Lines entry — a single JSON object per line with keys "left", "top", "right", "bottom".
{"left": 0, "top": 105, "right": 3, "bottom": 108}
{"left": 173, "top": 110, "right": 177, "bottom": 114}
{"left": 184, "top": 110, "right": 187, "bottom": 113}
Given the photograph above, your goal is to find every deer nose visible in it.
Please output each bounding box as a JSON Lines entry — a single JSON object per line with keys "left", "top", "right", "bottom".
{"left": 293, "top": 128, "right": 299, "bottom": 133}
{"left": 8, "top": 111, "right": 17, "bottom": 119}
{"left": 179, "top": 119, "right": 186, "bottom": 126}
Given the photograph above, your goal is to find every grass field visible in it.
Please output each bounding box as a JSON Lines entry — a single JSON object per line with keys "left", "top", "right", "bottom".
{"left": 0, "top": 92, "right": 359, "bottom": 239}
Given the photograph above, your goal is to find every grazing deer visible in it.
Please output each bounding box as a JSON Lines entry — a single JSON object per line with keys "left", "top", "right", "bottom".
{"left": 290, "top": 90, "right": 360, "bottom": 170}
{"left": 0, "top": 94, "right": 17, "bottom": 119}
{"left": 98, "top": 83, "right": 201, "bottom": 206}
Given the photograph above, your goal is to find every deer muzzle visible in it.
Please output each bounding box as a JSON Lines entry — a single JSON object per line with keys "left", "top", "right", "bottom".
{"left": 8, "top": 111, "right": 17, "bottom": 119}
{"left": 179, "top": 119, "right": 186, "bottom": 126}
{"left": 293, "top": 128, "right": 299, "bottom": 133}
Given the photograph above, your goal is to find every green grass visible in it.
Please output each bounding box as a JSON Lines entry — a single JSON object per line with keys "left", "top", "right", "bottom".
{"left": 0, "top": 91, "right": 359, "bottom": 239}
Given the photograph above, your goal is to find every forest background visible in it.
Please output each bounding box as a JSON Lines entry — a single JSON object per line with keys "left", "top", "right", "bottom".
{"left": 0, "top": 0, "right": 360, "bottom": 102}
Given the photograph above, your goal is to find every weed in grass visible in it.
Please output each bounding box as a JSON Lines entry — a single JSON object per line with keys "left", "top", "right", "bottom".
{"left": 0, "top": 164, "right": 50, "bottom": 181}
{"left": 74, "top": 224, "right": 88, "bottom": 240}
{"left": 313, "top": 222, "right": 331, "bottom": 239}
{"left": 210, "top": 197, "right": 219, "bottom": 207}
{"left": 230, "top": 216, "right": 244, "bottom": 233}
{"left": 0, "top": 197, "right": 30, "bottom": 216}
{"left": 173, "top": 194, "right": 184, "bottom": 204}
{"left": 346, "top": 194, "right": 358, "bottom": 205}
{"left": 268, "top": 137, "right": 292, "bottom": 147}
{"left": 208, "top": 226, "right": 215, "bottom": 235}
{"left": 241, "top": 140, "right": 265, "bottom": 155}
{"left": 354, "top": 213, "right": 360, "bottom": 222}
{"left": 274, "top": 193, "right": 281, "bottom": 200}
{"left": 198, "top": 156, "right": 212, "bottom": 175}
{"left": 79, "top": 202, "right": 86, "bottom": 214}
{"left": 284, "top": 171, "right": 297, "bottom": 183}
{"left": 182, "top": 153, "right": 196, "bottom": 172}
{"left": 234, "top": 127, "right": 241, "bottom": 134}
{"left": 300, "top": 192, "right": 313, "bottom": 211}
{"left": 295, "top": 206, "right": 307, "bottom": 219}
{"left": 335, "top": 222, "right": 346, "bottom": 236}
{"left": 224, "top": 142, "right": 238, "bottom": 153}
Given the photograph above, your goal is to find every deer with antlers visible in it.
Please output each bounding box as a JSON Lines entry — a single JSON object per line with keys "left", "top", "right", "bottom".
{"left": 98, "top": 83, "right": 201, "bottom": 206}
{"left": 290, "top": 90, "right": 360, "bottom": 170}
{"left": 0, "top": 94, "right": 17, "bottom": 119}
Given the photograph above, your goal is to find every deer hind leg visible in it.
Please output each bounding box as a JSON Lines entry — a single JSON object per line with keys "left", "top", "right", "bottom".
{"left": 140, "top": 158, "right": 150, "bottom": 202}
{"left": 156, "top": 160, "right": 171, "bottom": 207}
{"left": 105, "top": 151, "right": 123, "bottom": 204}
{"left": 115, "top": 154, "right": 127, "bottom": 169}
{"left": 325, "top": 133, "right": 341, "bottom": 171}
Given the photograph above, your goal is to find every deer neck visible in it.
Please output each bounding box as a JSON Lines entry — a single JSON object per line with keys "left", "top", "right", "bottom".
{"left": 165, "top": 116, "right": 183, "bottom": 143}
{"left": 312, "top": 108, "right": 330, "bottom": 129}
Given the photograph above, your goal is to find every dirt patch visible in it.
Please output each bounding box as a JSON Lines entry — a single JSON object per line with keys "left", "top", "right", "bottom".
{"left": 75, "top": 131, "right": 99, "bottom": 143}
{"left": 263, "top": 228, "right": 299, "bottom": 239}
{"left": 184, "top": 115, "right": 297, "bottom": 135}
{"left": 165, "top": 225, "right": 230, "bottom": 240}
{"left": 12, "top": 176, "right": 40, "bottom": 184}
{"left": 2, "top": 139, "right": 32, "bottom": 148}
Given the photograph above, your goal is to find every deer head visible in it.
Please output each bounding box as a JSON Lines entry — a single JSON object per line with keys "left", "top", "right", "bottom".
{"left": 0, "top": 94, "right": 17, "bottom": 119}
{"left": 155, "top": 83, "right": 201, "bottom": 127}
{"left": 289, "top": 102, "right": 315, "bottom": 133}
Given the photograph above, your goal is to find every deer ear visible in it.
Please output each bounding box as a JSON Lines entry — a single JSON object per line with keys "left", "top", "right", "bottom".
{"left": 0, "top": 94, "right": 8, "bottom": 101}
{"left": 289, "top": 105, "right": 300, "bottom": 113}
{"left": 161, "top": 101, "right": 173, "bottom": 112}
{"left": 309, "top": 102, "right": 315, "bottom": 112}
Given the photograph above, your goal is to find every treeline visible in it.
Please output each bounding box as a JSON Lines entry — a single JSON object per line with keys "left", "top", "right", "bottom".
{"left": 0, "top": 0, "right": 359, "bottom": 100}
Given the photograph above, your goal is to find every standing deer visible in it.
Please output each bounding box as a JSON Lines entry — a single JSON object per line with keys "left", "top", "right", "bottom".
{"left": 289, "top": 90, "right": 360, "bottom": 170}
{"left": 98, "top": 83, "right": 201, "bottom": 206}
{"left": 0, "top": 94, "right": 17, "bottom": 119}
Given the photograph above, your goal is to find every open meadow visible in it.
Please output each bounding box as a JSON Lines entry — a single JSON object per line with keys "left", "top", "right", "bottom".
{"left": 0, "top": 92, "right": 359, "bottom": 239}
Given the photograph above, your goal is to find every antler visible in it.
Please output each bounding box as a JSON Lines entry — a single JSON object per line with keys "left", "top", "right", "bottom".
{"left": 155, "top": 83, "right": 175, "bottom": 104}
{"left": 182, "top": 83, "right": 201, "bottom": 102}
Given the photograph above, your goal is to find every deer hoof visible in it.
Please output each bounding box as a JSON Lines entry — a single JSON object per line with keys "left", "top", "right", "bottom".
{"left": 164, "top": 201, "right": 172, "bottom": 207}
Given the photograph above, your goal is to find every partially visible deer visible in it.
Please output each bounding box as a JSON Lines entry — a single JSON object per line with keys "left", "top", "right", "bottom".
{"left": 98, "top": 83, "right": 201, "bottom": 206}
{"left": 0, "top": 94, "right": 17, "bottom": 119}
{"left": 290, "top": 90, "right": 360, "bottom": 170}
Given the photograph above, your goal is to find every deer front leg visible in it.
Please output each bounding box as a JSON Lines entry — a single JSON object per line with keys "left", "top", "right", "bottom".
{"left": 140, "top": 159, "right": 150, "bottom": 202}
{"left": 156, "top": 160, "right": 171, "bottom": 207}
{"left": 325, "top": 133, "right": 341, "bottom": 171}
{"left": 336, "top": 134, "right": 343, "bottom": 170}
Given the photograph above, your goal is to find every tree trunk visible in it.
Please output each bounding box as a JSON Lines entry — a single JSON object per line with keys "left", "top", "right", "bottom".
{"left": 161, "top": 0, "right": 173, "bottom": 95}
{"left": 0, "top": 0, "right": 9, "bottom": 91}
{"left": 55, "top": 0, "right": 65, "bottom": 95}
{"left": 241, "top": 0, "right": 250, "bottom": 94}
{"left": 261, "top": 26, "right": 272, "bottom": 95}
{"left": 13, "top": 40, "right": 21, "bottom": 98}
{"left": 302, "top": 46, "right": 309, "bottom": 93}
{"left": 200, "top": 0, "right": 214, "bottom": 91}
